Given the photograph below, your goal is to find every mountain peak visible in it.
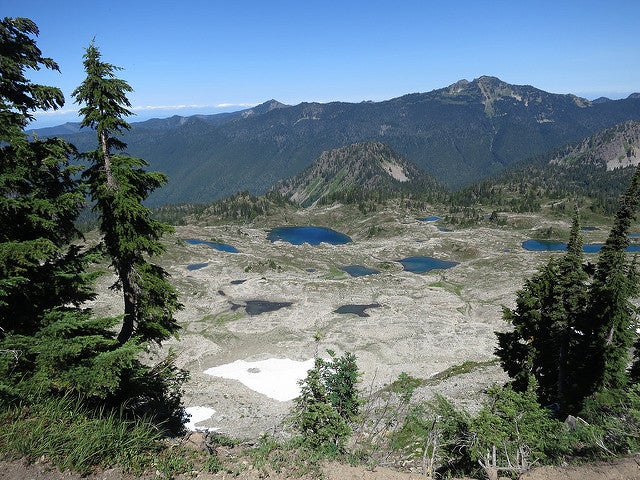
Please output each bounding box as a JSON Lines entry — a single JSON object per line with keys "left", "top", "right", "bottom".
{"left": 441, "top": 75, "right": 592, "bottom": 116}
{"left": 446, "top": 75, "right": 505, "bottom": 90}
{"left": 474, "top": 75, "right": 505, "bottom": 85}
{"left": 274, "top": 141, "right": 442, "bottom": 206}
{"left": 241, "top": 99, "right": 288, "bottom": 117}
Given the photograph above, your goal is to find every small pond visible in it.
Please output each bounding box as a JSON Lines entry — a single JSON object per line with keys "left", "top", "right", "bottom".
{"left": 522, "top": 240, "right": 640, "bottom": 253}
{"left": 398, "top": 256, "right": 459, "bottom": 273}
{"left": 187, "top": 262, "right": 208, "bottom": 271}
{"left": 231, "top": 300, "right": 293, "bottom": 316}
{"left": 334, "top": 303, "right": 381, "bottom": 317}
{"left": 521, "top": 240, "right": 567, "bottom": 252}
{"left": 230, "top": 279, "right": 246, "bottom": 285}
{"left": 340, "top": 265, "right": 381, "bottom": 277}
{"left": 267, "top": 226, "right": 351, "bottom": 245}
{"left": 419, "top": 215, "right": 441, "bottom": 222}
{"left": 185, "top": 238, "right": 239, "bottom": 253}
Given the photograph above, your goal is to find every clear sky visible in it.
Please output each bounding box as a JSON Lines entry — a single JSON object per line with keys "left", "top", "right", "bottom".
{"left": 4, "top": 0, "right": 640, "bottom": 128}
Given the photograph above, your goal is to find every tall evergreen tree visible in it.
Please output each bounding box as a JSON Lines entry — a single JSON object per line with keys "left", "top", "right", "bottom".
{"left": 0, "top": 18, "right": 63, "bottom": 138}
{"left": 1, "top": 15, "right": 87, "bottom": 352}
{"left": 496, "top": 210, "right": 589, "bottom": 414}
{"left": 584, "top": 166, "right": 640, "bottom": 394}
{"left": 497, "top": 166, "right": 640, "bottom": 415}
{"left": 72, "top": 43, "right": 181, "bottom": 345}
{"left": 0, "top": 18, "right": 140, "bottom": 402}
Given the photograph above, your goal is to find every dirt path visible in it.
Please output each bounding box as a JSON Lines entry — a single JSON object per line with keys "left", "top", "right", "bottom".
{"left": 2, "top": 456, "right": 639, "bottom": 480}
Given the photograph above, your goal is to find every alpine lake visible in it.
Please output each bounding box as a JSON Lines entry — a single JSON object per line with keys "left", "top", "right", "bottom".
{"left": 87, "top": 205, "right": 635, "bottom": 437}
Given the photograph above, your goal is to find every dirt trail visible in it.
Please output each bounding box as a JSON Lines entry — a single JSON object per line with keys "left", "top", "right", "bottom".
{"left": 2, "top": 456, "right": 639, "bottom": 480}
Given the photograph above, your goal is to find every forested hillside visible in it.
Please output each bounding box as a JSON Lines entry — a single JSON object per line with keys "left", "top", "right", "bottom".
{"left": 452, "top": 121, "right": 640, "bottom": 214}
{"left": 35, "top": 77, "right": 640, "bottom": 205}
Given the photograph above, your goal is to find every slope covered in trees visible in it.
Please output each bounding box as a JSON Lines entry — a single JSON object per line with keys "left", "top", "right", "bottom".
{"left": 33, "top": 77, "right": 640, "bottom": 205}
{"left": 452, "top": 121, "right": 640, "bottom": 214}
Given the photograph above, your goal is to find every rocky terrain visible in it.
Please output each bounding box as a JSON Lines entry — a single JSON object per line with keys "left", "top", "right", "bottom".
{"left": 87, "top": 204, "right": 616, "bottom": 440}
{"left": 12, "top": 203, "right": 635, "bottom": 479}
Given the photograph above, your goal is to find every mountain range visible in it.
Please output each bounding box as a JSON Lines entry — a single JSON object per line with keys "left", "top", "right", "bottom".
{"left": 35, "top": 76, "right": 640, "bottom": 206}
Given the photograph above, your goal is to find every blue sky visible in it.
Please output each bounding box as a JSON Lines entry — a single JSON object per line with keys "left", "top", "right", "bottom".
{"left": 5, "top": 0, "right": 640, "bottom": 128}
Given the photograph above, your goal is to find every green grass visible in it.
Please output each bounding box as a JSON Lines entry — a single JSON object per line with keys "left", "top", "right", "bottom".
{"left": 246, "top": 436, "right": 331, "bottom": 478}
{"left": 0, "top": 396, "right": 162, "bottom": 475}
{"left": 0, "top": 396, "right": 237, "bottom": 478}
{"left": 428, "top": 280, "right": 463, "bottom": 297}
{"left": 203, "top": 311, "right": 243, "bottom": 327}
{"left": 322, "top": 266, "right": 349, "bottom": 280}
{"left": 423, "top": 359, "right": 499, "bottom": 386}
{"left": 385, "top": 359, "right": 500, "bottom": 393}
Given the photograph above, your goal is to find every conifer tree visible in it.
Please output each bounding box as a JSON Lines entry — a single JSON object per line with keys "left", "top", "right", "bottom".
{"left": 1, "top": 15, "right": 87, "bottom": 354}
{"left": 584, "top": 166, "right": 640, "bottom": 395}
{"left": 496, "top": 210, "right": 589, "bottom": 414}
{"left": 0, "top": 18, "right": 140, "bottom": 402}
{"left": 497, "top": 167, "right": 640, "bottom": 415}
{"left": 72, "top": 42, "right": 181, "bottom": 345}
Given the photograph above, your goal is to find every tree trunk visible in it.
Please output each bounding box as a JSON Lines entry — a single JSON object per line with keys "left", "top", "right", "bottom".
{"left": 100, "top": 130, "right": 117, "bottom": 189}
{"left": 117, "top": 269, "right": 138, "bottom": 344}
{"left": 606, "top": 323, "right": 615, "bottom": 345}
{"left": 558, "top": 330, "right": 568, "bottom": 413}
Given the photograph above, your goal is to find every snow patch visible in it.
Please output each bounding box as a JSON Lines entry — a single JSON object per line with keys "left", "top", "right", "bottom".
{"left": 204, "top": 358, "right": 315, "bottom": 402}
{"left": 185, "top": 406, "right": 217, "bottom": 431}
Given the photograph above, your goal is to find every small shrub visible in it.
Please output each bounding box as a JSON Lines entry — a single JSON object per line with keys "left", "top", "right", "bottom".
{"left": 154, "top": 449, "right": 194, "bottom": 479}
{"left": 289, "top": 351, "right": 361, "bottom": 454}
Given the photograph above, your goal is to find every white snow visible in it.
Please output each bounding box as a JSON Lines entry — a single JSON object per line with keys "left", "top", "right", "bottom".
{"left": 184, "top": 406, "right": 217, "bottom": 431}
{"left": 204, "top": 358, "right": 315, "bottom": 402}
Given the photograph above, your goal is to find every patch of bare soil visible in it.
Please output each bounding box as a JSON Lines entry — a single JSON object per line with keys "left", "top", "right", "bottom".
{"left": 520, "top": 455, "right": 640, "bottom": 480}
{"left": 2, "top": 456, "right": 640, "bottom": 480}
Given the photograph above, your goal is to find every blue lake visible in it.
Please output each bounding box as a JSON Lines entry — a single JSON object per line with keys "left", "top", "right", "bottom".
{"left": 267, "top": 226, "right": 351, "bottom": 245}
{"left": 185, "top": 239, "right": 239, "bottom": 253}
{"left": 522, "top": 240, "right": 640, "bottom": 253}
{"left": 187, "top": 263, "right": 208, "bottom": 271}
{"left": 340, "top": 265, "right": 381, "bottom": 277}
{"left": 420, "top": 215, "right": 442, "bottom": 222}
{"left": 398, "top": 256, "right": 459, "bottom": 273}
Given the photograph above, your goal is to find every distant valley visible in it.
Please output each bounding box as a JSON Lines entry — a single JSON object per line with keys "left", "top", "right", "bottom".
{"left": 35, "top": 76, "right": 640, "bottom": 206}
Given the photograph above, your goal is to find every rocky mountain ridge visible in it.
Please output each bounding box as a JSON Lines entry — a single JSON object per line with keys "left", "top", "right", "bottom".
{"left": 34, "top": 76, "right": 640, "bottom": 205}
{"left": 551, "top": 120, "right": 640, "bottom": 171}
{"left": 274, "top": 141, "right": 443, "bottom": 206}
